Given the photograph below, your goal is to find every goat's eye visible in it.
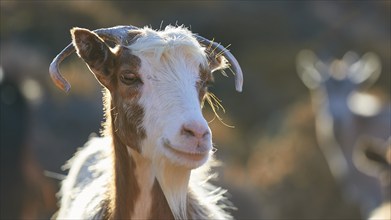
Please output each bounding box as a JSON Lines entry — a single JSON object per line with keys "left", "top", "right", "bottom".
{"left": 120, "top": 72, "right": 142, "bottom": 86}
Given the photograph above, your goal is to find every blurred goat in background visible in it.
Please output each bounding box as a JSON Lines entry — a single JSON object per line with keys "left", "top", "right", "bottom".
{"left": 0, "top": 69, "right": 57, "bottom": 219}
{"left": 297, "top": 50, "right": 390, "bottom": 218}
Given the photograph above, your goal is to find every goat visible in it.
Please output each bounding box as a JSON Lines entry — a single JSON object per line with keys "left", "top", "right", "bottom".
{"left": 296, "top": 50, "right": 390, "bottom": 217}
{"left": 49, "top": 25, "right": 243, "bottom": 219}
{"left": 353, "top": 137, "right": 391, "bottom": 220}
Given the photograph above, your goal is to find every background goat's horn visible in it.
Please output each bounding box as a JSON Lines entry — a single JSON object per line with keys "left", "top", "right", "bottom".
{"left": 195, "top": 35, "right": 244, "bottom": 92}
{"left": 49, "top": 25, "right": 139, "bottom": 93}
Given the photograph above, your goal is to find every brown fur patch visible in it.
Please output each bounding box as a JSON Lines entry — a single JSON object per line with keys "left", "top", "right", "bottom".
{"left": 103, "top": 92, "right": 145, "bottom": 219}
{"left": 115, "top": 48, "right": 143, "bottom": 101}
{"left": 105, "top": 47, "right": 145, "bottom": 153}
{"left": 109, "top": 137, "right": 140, "bottom": 219}
{"left": 149, "top": 179, "right": 175, "bottom": 219}
{"left": 101, "top": 46, "right": 145, "bottom": 219}
{"left": 72, "top": 28, "right": 116, "bottom": 89}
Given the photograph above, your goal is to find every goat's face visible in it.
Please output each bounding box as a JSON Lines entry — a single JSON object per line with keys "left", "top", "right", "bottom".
{"left": 296, "top": 50, "right": 381, "bottom": 93}
{"left": 71, "top": 27, "right": 227, "bottom": 169}
{"left": 296, "top": 50, "right": 382, "bottom": 116}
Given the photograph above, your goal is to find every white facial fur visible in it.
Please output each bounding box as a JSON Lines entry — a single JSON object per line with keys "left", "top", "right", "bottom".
{"left": 128, "top": 26, "right": 212, "bottom": 169}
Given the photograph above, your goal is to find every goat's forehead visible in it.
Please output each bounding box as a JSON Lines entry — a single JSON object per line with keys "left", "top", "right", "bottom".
{"left": 135, "top": 53, "right": 204, "bottom": 85}
{"left": 131, "top": 26, "right": 201, "bottom": 48}
{"left": 113, "top": 26, "right": 210, "bottom": 86}
{"left": 126, "top": 26, "right": 207, "bottom": 65}
{"left": 128, "top": 45, "right": 207, "bottom": 80}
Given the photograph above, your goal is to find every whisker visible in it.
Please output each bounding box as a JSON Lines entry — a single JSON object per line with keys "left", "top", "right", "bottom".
{"left": 215, "top": 44, "right": 231, "bottom": 58}
{"left": 205, "top": 92, "right": 234, "bottom": 128}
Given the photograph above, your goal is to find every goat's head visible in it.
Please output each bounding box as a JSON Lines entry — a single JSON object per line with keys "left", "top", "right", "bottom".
{"left": 296, "top": 50, "right": 381, "bottom": 95}
{"left": 49, "top": 25, "right": 243, "bottom": 169}
{"left": 296, "top": 50, "right": 383, "bottom": 117}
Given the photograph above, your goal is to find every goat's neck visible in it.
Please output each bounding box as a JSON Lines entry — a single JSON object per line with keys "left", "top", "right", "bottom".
{"left": 126, "top": 148, "right": 155, "bottom": 219}
{"left": 310, "top": 89, "right": 351, "bottom": 180}
{"left": 104, "top": 92, "right": 191, "bottom": 220}
{"left": 312, "top": 89, "right": 353, "bottom": 129}
{"left": 152, "top": 157, "right": 191, "bottom": 219}
{"left": 129, "top": 148, "right": 192, "bottom": 220}
{"left": 110, "top": 138, "right": 192, "bottom": 219}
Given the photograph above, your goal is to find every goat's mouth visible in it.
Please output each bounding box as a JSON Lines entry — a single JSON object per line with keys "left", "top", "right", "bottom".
{"left": 162, "top": 139, "right": 209, "bottom": 162}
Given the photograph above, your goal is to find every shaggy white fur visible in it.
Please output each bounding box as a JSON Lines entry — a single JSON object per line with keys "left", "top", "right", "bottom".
{"left": 56, "top": 137, "right": 233, "bottom": 219}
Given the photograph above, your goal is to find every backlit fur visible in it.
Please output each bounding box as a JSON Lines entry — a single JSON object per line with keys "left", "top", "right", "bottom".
{"left": 56, "top": 25, "right": 233, "bottom": 220}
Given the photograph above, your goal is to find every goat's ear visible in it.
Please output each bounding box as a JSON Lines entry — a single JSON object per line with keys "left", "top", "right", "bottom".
{"left": 71, "top": 27, "right": 115, "bottom": 89}
{"left": 296, "top": 49, "right": 325, "bottom": 89}
{"left": 348, "top": 52, "right": 381, "bottom": 87}
{"left": 342, "top": 51, "right": 360, "bottom": 66}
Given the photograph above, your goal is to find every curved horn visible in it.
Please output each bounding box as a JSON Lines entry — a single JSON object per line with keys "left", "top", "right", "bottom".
{"left": 49, "top": 25, "right": 139, "bottom": 93}
{"left": 195, "top": 35, "right": 243, "bottom": 92}
{"left": 49, "top": 43, "right": 74, "bottom": 93}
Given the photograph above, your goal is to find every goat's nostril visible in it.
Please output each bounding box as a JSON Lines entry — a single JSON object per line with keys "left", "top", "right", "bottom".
{"left": 181, "top": 124, "right": 209, "bottom": 140}
{"left": 182, "top": 127, "right": 196, "bottom": 137}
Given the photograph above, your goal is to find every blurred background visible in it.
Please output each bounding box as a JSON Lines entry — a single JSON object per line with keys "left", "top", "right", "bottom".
{"left": 1, "top": 1, "right": 390, "bottom": 219}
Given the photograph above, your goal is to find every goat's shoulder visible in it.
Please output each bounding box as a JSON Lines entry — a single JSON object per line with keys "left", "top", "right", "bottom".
{"left": 56, "top": 136, "right": 112, "bottom": 219}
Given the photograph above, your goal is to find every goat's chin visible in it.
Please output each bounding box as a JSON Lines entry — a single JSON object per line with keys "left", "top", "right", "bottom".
{"left": 160, "top": 142, "right": 210, "bottom": 169}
